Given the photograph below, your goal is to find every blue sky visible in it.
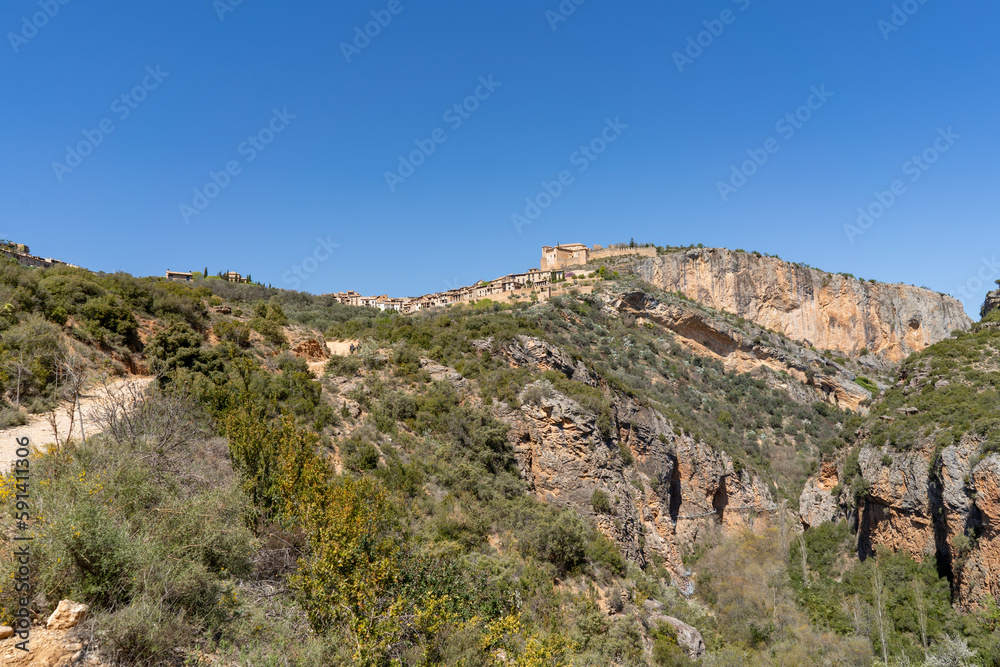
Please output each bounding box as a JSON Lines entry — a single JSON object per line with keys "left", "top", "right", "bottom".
{"left": 3, "top": 0, "right": 997, "bottom": 317}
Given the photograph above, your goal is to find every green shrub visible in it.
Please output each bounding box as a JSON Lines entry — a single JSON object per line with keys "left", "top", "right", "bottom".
{"left": 591, "top": 489, "right": 612, "bottom": 514}
{"left": 214, "top": 319, "right": 252, "bottom": 347}
{"left": 0, "top": 406, "right": 27, "bottom": 428}
{"left": 856, "top": 376, "right": 878, "bottom": 394}
{"left": 146, "top": 322, "right": 212, "bottom": 375}
{"left": 326, "top": 354, "right": 364, "bottom": 377}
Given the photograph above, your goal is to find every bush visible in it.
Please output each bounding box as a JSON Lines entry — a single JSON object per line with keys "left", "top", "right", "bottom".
{"left": 0, "top": 406, "right": 26, "bottom": 428}
{"left": 146, "top": 322, "right": 211, "bottom": 375}
{"left": 519, "top": 510, "right": 588, "bottom": 575}
{"left": 80, "top": 293, "right": 140, "bottom": 346}
{"left": 326, "top": 354, "right": 363, "bottom": 378}
{"left": 591, "top": 489, "right": 612, "bottom": 514}
{"left": 214, "top": 319, "right": 253, "bottom": 348}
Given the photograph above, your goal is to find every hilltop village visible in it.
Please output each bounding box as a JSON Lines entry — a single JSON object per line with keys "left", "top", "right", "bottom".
{"left": 0, "top": 240, "right": 77, "bottom": 269}
{"left": 327, "top": 243, "right": 657, "bottom": 313}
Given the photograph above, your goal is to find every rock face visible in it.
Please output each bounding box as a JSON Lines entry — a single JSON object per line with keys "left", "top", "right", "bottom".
{"left": 799, "top": 461, "right": 842, "bottom": 529}
{"left": 635, "top": 249, "right": 971, "bottom": 362}
{"left": 292, "top": 338, "right": 329, "bottom": 362}
{"left": 613, "top": 290, "right": 872, "bottom": 411}
{"left": 845, "top": 440, "right": 1000, "bottom": 609}
{"left": 957, "top": 455, "right": 1000, "bottom": 607}
{"left": 982, "top": 289, "right": 1000, "bottom": 319}
{"left": 495, "top": 373, "right": 778, "bottom": 589}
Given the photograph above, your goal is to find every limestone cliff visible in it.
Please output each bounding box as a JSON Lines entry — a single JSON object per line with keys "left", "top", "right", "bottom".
{"left": 634, "top": 249, "right": 972, "bottom": 362}
{"left": 486, "top": 336, "right": 781, "bottom": 591}
{"left": 798, "top": 436, "right": 1000, "bottom": 610}
{"left": 856, "top": 440, "right": 1000, "bottom": 610}
{"left": 982, "top": 288, "right": 1000, "bottom": 320}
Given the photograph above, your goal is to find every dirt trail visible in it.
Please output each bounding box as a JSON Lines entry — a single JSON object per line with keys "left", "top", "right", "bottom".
{"left": 0, "top": 377, "right": 153, "bottom": 472}
{"left": 327, "top": 340, "right": 359, "bottom": 356}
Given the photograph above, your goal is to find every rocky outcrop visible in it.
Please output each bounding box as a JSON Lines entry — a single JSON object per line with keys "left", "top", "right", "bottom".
{"left": 982, "top": 289, "right": 1000, "bottom": 320}
{"left": 612, "top": 290, "right": 872, "bottom": 411}
{"left": 844, "top": 439, "right": 1000, "bottom": 609}
{"left": 0, "top": 625, "right": 104, "bottom": 666}
{"left": 495, "top": 379, "right": 777, "bottom": 588}
{"left": 475, "top": 336, "right": 595, "bottom": 386}
{"left": 645, "top": 609, "right": 707, "bottom": 659}
{"left": 292, "top": 338, "right": 329, "bottom": 362}
{"left": 635, "top": 249, "right": 972, "bottom": 362}
{"left": 799, "top": 462, "right": 842, "bottom": 529}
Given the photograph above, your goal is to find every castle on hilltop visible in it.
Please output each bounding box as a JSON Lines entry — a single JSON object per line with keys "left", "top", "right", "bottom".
{"left": 541, "top": 242, "right": 656, "bottom": 271}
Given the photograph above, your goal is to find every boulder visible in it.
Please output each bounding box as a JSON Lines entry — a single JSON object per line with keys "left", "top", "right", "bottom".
{"left": 46, "top": 600, "right": 88, "bottom": 630}
{"left": 650, "top": 614, "right": 706, "bottom": 659}
{"left": 0, "top": 626, "right": 14, "bottom": 640}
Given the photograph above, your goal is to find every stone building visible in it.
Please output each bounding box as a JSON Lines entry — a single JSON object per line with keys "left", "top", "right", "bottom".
{"left": 166, "top": 270, "right": 193, "bottom": 282}
{"left": 541, "top": 243, "right": 658, "bottom": 270}
{"left": 541, "top": 244, "right": 591, "bottom": 271}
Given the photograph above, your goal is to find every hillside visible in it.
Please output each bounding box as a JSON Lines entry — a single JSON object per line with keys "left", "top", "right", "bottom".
{"left": 0, "top": 251, "right": 997, "bottom": 666}
{"left": 797, "top": 301, "right": 1000, "bottom": 615}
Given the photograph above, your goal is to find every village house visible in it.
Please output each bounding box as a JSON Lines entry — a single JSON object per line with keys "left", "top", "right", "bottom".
{"left": 165, "top": 270, "right": 193, "bottom": 282}
{"left": 322, "top": 245, "right": 605, "bottom": 315}
{"left": 1, "top": 241, "right": 76, "bottom": 270}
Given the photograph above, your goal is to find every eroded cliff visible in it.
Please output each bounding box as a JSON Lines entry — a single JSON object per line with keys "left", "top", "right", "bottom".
{"left": 486, "top": 335, "right": 783, "bottom": 591}
{"left": 635, "top": 248, "right": 972, "bottom": 362}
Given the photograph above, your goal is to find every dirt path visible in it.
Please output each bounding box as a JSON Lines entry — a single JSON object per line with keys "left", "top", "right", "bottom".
{"left": 326, "top": 340, "right": 359, "bottom": 356}
{"left": 0, "top": 377, "right": 153, "bottom": 472}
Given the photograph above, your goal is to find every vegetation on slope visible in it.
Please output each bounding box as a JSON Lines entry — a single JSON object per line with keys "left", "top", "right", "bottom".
{"left": 861, "top": 322, "right": 1000, "bottom": 455}
{"left": 1, "top": 256, "right": 998, "bottom": 665}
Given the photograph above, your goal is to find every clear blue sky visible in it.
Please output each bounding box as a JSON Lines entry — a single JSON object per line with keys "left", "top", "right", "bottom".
{"left": 3, "top": 0, "right": 997, "bottom": 316}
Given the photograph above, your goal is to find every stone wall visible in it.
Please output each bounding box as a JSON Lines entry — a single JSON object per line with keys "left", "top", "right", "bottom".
{"left": 589, "top": 246, "right": 657, "bottom": 263}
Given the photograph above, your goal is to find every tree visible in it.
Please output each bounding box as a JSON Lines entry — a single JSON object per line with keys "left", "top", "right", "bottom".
{"left": 872, "top": 556, "right": 889, "bottom": 665}
{"left": 926, "top": 634, "right": 977, "bottom": 667}
{"left": 291, "top": 476, "right": 404, "bottom": 666}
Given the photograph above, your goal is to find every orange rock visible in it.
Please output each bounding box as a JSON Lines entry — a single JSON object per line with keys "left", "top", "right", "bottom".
{"left": 636, "top": 248, "right": 971, "bottom": 362}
